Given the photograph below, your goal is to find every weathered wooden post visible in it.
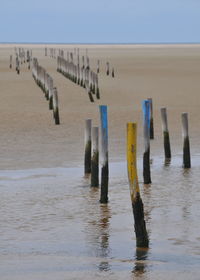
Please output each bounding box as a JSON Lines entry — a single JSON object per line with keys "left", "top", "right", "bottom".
{"left": 106, "top": 62, "right": 109, "bottom": 75}
{"left": 86, "top": 80, "right": 94, "bottom": 102}
{"left": 53, "top": 87, "right": 60, "bottom": 125}
{"left": 148, "top": 98, "right": 154, "bottom": 139}
{"left": 86, "top": 56, "right": 90, "bottom": 70}
{"left": 112, "top": 67, "right": 115, "bottom": 78}
{"left": 49, "top": 77, "right": 53, "bottom": 110}
{"left": 161, "top": 107, "right": 171, "bottom": 160}
{"left": 84, "top": 119, "right": 92, "bottom": 175}
{"left": 28, "top": 57, "right": 31, "bottom": 70}
{"left": 97, "top": 60, "right": 100, "bottom": 73}
{"left": 16, "top": 56, "right": 20, "bottom": 74}
{"left": 142, "top": 100, "right": 151, "bottom": 184}
{"left": 96, "top": 74, "right": 100, "bottom": 99}
{"left": 182, "top": 113, "right": 191, "bottom": 168}
{"left": 99, "top": 105, "right": 109, "bottom": 203}
{"left": 127, "top": 122, "right": 149, "bottom": 248}
{"left": 9, "top": 55, "right": 12, "bottom": 68}
{"left": 91, "top": 127, "right": 99, "bottom": 187}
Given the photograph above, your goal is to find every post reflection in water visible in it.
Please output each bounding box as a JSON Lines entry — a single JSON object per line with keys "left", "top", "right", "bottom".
{"left": 164, "top": 158, "right": 171, "bottom": 167}
{"left": 98, "top": 204, "right": 111, "bottom": 272}
{"left": 85, "top": 187, "right": 111, "bottom": 272}
{"left": 132, "top": 247, "right": 149, "bottom": 278}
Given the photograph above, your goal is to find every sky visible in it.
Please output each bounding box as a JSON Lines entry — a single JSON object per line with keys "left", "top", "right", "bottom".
{"left": 0, "top": 0, "right": 200, "bottom": 43}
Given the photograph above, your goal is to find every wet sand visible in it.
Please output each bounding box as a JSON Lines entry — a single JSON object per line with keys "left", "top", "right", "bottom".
{"left": 1, "top": 44, "right": 200, "bottom": 279}
{"left": 1, "top": 44, "right": 200, "bottom": 169}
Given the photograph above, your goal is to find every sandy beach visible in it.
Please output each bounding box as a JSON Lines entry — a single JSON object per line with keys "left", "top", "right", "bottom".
{"left": 1, "top": 44, "right": 200, "bottom": 279}
{"left": 1, "top": 44, "right": 200, "bottom": 169}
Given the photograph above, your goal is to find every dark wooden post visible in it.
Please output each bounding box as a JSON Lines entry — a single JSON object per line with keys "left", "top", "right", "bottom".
{"left": 91, "top": 127, "right": 99, "bottom": 187}
{"left": 182, "top": 113, "right": 191, "bottom": 168}
{"left": 161, "top": 107, "right": 171, "bottom": 160}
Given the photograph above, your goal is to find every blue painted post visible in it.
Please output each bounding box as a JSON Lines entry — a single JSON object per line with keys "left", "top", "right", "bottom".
{"left": 142, "top": 100, "right": 151, "bottom": 184}
{"left": 84, "top": 119, "right": 92, "bottom": 175}
{"left": 99, "top": 105, "right": 109, "bottom": 203}
{"left": 148, "top": 98, "right": 154, "bottom": 139}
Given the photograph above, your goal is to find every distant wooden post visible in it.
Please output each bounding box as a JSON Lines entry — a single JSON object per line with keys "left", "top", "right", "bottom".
{"left": 127, "top": 123, "right": 149, "bottom": 248}
{"left": 16, "top": 56, "right": 20, "bottom": 74}
{"left": 99, "top": 105, "right": 109, "bottom": 203}
{"left": 161, "top": 107, "right": 171, "bottom": 160}
{"left": 97, "top": 60, "right": 100, "bottom": 73}
{"left": 91, "top": 127, "right": 99, "bottom": 187}
{"left": 112, "top": 67, "right": 115, "bottom": 78}
{"left": 148, "top": 98, "right": 154, "bottom": 139}
{"left": 10, "top": 55, "right": 12, "bottom": 68}
{"left": 86, "top": 80, "right": 94, "bottom": 102}
{"left": 182, "top": 113, "right": 191, "bottom": 168}
{"left": 142, "top": 100, "right": 151, "bottom": 184}
{"left": 28, "top": 57, "right": 31, "bottom": 70}
{"left": 106, "top": 62, "right": 109, "bottom": 75}
{"left": 86, "top": 56, "right": 90, "bottom": 70}
{"left": 49, "top": 77, "right": 53, "bottom": 110}
{"left": 96, "top": 74, "right": 100, "bottom": 99}
{"left": 53, "top": 87, "right": 60, "bottom": 125}
{"left": 84, "top": 119, "right": 92, "bottom": 175}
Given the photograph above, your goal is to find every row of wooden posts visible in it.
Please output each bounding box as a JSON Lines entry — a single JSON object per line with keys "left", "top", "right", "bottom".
{"left": 84, "top": 105, "right": 108, "bottom": 203}
{"left": 45, "top": 47, "right": 56, "bottom": 58}
{"left": 10, "top": 48, "right": 32, "bottom": 74}
{"left": 84, "top": 100, "right": 191, "bottom": 248}
{"left": 45, "top": 46, "right": 115, "bottom": 77}
{"left": 45, "top": 47, "right": 115, "bottom": 102}
{"left": 32, "top": 58, "right": 60, "bottom": 125}
{"left": 57, "top": 55, "right": 100, "bottom": 102}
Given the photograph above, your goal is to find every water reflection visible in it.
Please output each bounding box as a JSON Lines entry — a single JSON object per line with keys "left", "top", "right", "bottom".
{"left": 98, "top": 204, "right": 111, "bottom": 271}
{"left": 85, "top": 188, "right": 111, "bottom": 271}
{"left": 164, "top": 158, "right": 171, "bottom": 167}
{"left": 143, "top": 183, "right": 152, "bottom": 226}
{"left": 132, "top": 247, "right": 149, "bottom": 278}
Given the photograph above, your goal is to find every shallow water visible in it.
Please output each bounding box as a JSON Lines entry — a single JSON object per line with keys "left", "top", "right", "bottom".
{"left": 1, "top": 157, "right": 200, "bottom": 280}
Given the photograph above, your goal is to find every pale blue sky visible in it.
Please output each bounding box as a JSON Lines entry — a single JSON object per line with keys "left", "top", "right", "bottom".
{"left": 0, "top": 0, "right": 200, "bottom": 43}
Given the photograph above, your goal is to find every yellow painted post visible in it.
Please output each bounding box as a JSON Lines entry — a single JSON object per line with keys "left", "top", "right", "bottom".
{"left": 127, "top": 123, "right": 149, "bottom": 248}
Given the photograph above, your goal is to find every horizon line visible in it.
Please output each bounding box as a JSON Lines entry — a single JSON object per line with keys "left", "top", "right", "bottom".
{"left": 1, "top": 42, "right": 200, "bottom": 45}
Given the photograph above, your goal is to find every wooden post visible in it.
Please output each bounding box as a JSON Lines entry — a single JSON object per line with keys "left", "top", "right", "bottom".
{"left": 53, "top": 87, "right": 60, "bottom": 125}
{"left": 84, "top": 119, "right": 92, "bottom": 175}
{"left": 97, "top": 60, "right": 100, "bottom": 73}
{"left": 99, "top": 105, "right": 109, "bottom": 203}
{"left": 112, "top": 67, "right": 115, "bottom": 78}
{"left": 10, "top": 55, "right": 12, "bottom": 68}
{"left": 16, "top": 56, "right": 20, "bottom": 74}
{"left": 148, "top": 98, "right": 154, "bottom": 139}
{"left": 106, "top": 62, "right": 109, "bottom": 75}
{"left": 142, "top": 100, "right": 151, "bottom": 184}
{"left": 49, "top": 77, "right": 53, "bottom": 110}
{"left": 86, "top": 80, "right": 94, "bottom": 102}
{"left": 182, "top": 113, "right": 191, "bottom": 168}
{"left": 161, "top": 107, "right": 171, "bottom": 160}
{"left": 127, "top": 123, "right": 149, "bottom": 248}
{"left": 28, "top": 57, "right": 30, "bottom": 70}
{"left": 91, "top": 127, "right": 99, "bottom": 187}
{"left": 96, "top": 74, "right": 100, "bottom": 99}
